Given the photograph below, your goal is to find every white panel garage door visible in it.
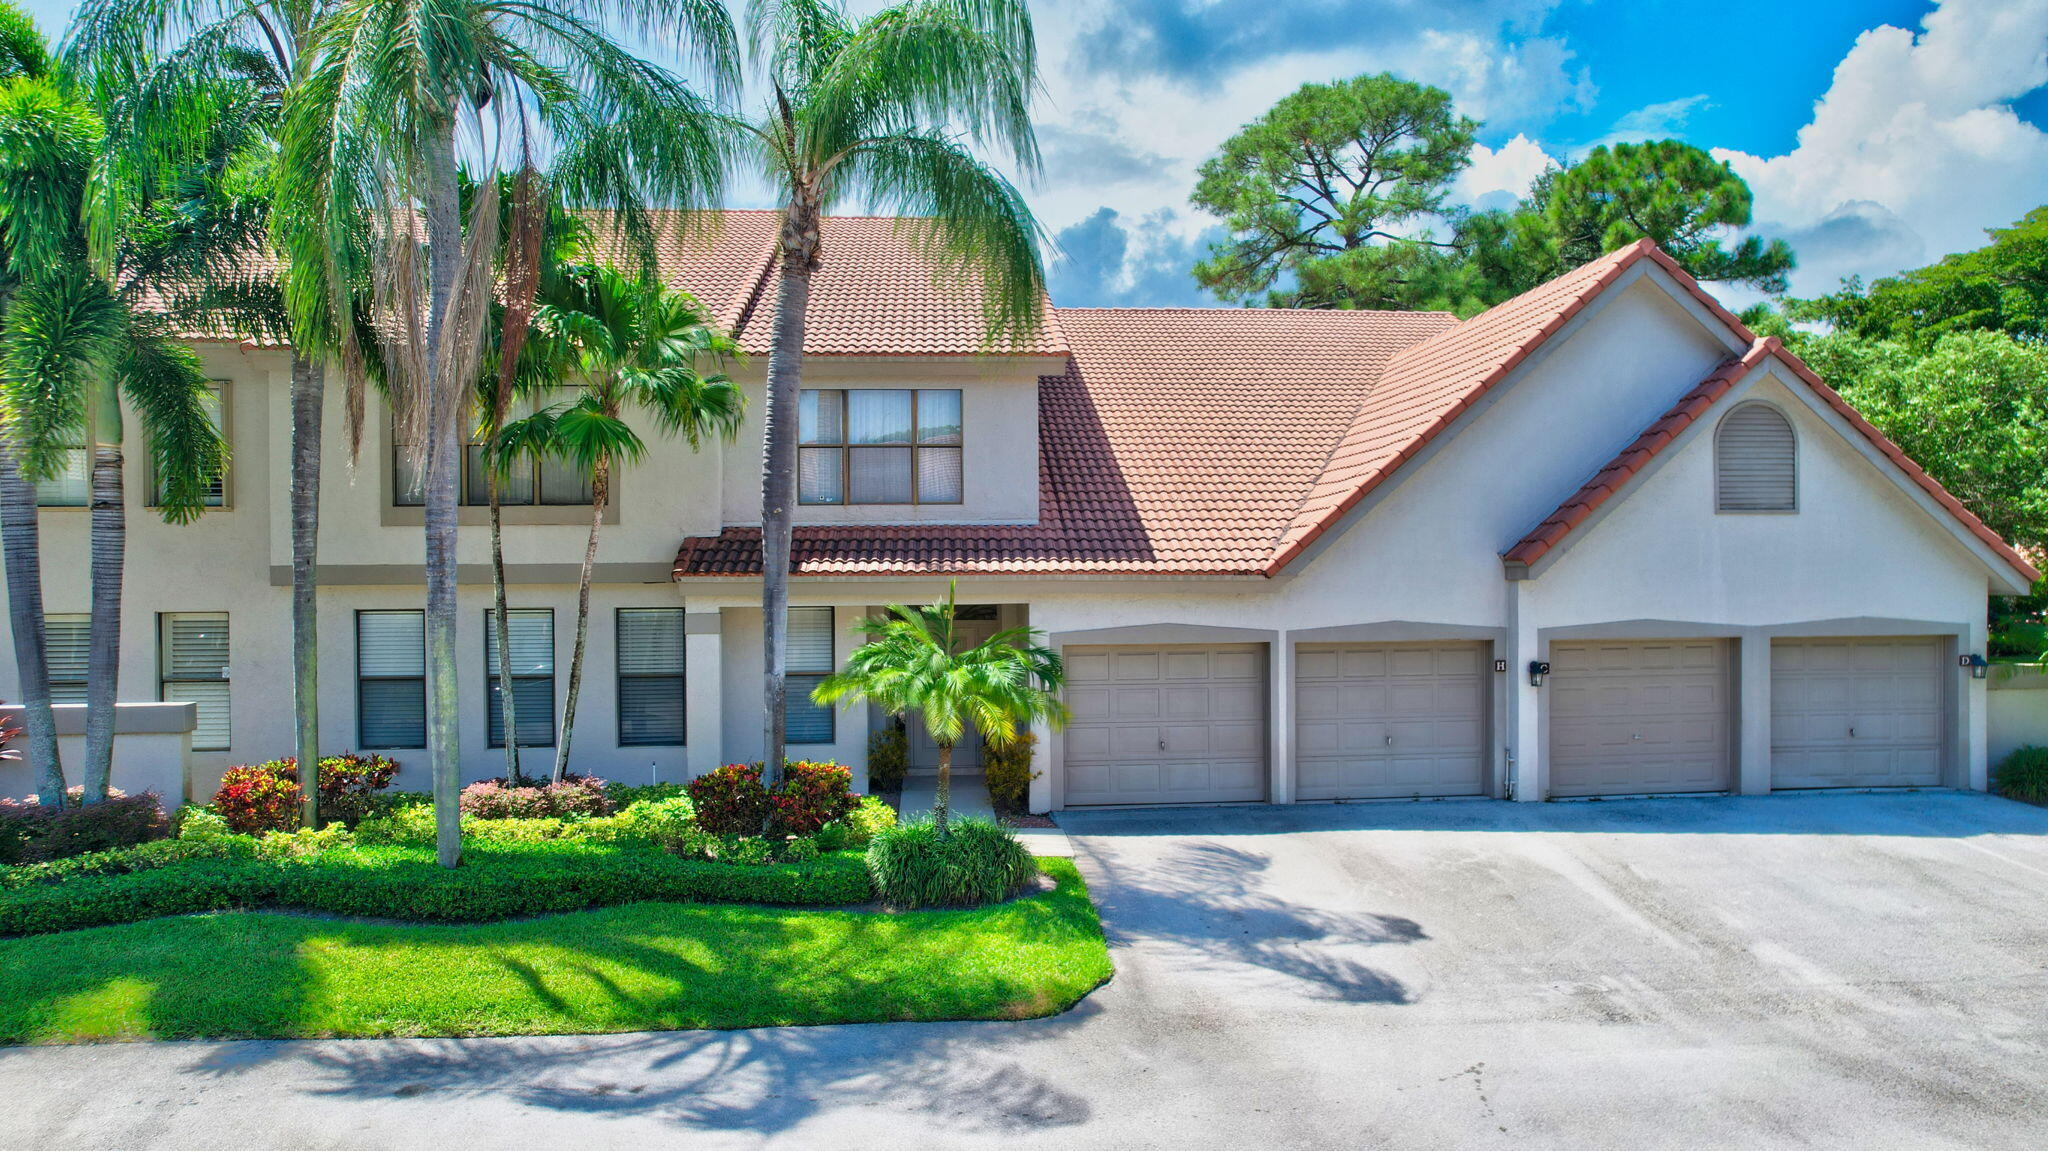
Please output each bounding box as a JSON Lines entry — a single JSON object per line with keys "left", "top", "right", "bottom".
{"left": 1549, "top": 640, "right": 1732, "bottom": 797}
{"left": 1771, "top": 638, "right": 1943, "bottom": 788}
{"left": 1295, "top": 643, "right": 1487, "bottom": 800}
{"left": 1063, "top": 644, "right": 1267, "bottom": 806}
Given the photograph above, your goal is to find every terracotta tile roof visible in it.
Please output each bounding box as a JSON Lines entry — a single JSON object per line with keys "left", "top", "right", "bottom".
{"left": 1502, "top": 336, "right": 2042, "bottom": 583}
{"left": 674, "top": 306, "right": 1456, "bottom": 577}
{"left": 1503, "top": 340, "right": 1775, "bottom": 571}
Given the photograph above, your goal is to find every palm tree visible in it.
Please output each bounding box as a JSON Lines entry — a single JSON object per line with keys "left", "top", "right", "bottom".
{"left": 278, "top": 0, "right": 736, "bottom": 866}
{"left": 739, "top": 0, "right": 1048, "bottom": 780}
{"left": 0, "top": 5, "right": 228, "bottom": 803}
{"left": 814, "top": 584, "right": 1064, "bottom": 835}
{"left": 65, "top": 0, "right": 344, "bottom": 826}
{"left": 517, "top": 262, "right": 741, "bottom": 780}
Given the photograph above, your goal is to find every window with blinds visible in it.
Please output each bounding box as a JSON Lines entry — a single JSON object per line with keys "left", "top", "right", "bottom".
{"left": 786, "top": 606, "right": 836, "bottom": 744}
{"left": 1716, "top": 401, "right": 1798, "bottom": 512}
{"left": 160, "top": 613, "right": 230, "bottom": 750}
{"left": 485, "top": 609, "right": 556, "bottom": 748}
{"left": 34, "top": 442, "right": 87, "bottom": 507}
{"left": 394, "top": 391, "right": 593, "bottom": 508}
{"left": 357, "top": 611, "right": 426, "bottom": 748}
{"left": 617, "top": 608, "right": 685, "bottom": 746}
{"left": 44, "top": 615, "right": 89, "bottom": 704}
{"left": 154, "top": 382, "right": 229, "bottom": 507}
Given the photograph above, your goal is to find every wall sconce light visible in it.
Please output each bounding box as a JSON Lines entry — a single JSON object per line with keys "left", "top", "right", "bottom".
{"left": 1528, "top": 660, "right": 1551, "bottom": 687}
{"left": 1493, "top": 659, "right": 1509, "bottom": 674}
{"left": 1960, "top": 653, "right": 1989, "bottom": 680}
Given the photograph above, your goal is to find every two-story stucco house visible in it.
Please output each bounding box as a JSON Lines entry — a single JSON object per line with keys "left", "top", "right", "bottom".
{"left": 1, "top": 210, "right": 2035, "bottom": 812}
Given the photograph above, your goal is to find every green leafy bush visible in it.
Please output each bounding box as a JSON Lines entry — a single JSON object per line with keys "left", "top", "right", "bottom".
{"left": 0, "top": 835, "right": 252, "bottom": 891}
{"left": 866, "top": 721, "right": 909, "bottom": 792}
{"left": 688, "top": 764, "right": 772, "bottom": 834}
{"left": 817, "top": 796, "right": 897, "bottom": 852}
{"left": 0, "top": 791, "right": 172, "bottom": 864}
{"left": 605, "top": 781, "right": 689, "bottom": 807}
{"left": 612, "top": 795, "right": 695, "bottom": 842}
{"left": 1995, "top": 745, "right": 2048, "bottom": 802}
{"left": 982, "top": 731, "right": 1038, "bottom": 813}
{"left": 865, "top": 816, "right": 1037, "bottom": 909}
{"left": 0, "top": 840, "right": 873, "bottom": 937}
{"left": 254, "top": 825, "right": 355, "bottom": 861}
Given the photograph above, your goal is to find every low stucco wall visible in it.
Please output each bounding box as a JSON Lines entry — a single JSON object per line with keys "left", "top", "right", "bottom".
{"left": 1989, "top": 665, "right": 2048, "bottom": 769}
{"left": 0, "top": 702, "right": 198, "bottom": 805}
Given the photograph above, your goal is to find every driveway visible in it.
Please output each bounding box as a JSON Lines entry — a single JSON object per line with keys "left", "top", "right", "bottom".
{"left": 5, "top": 792, "right": 2048, "bottom": 1149}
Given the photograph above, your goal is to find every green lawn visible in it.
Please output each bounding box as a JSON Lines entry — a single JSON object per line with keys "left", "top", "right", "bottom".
{"left": 0, "top": 858, "right": 1110, "bottom": 1044}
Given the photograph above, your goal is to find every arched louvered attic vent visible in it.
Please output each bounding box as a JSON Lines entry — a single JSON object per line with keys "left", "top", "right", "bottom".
{"left": 1715, "top": 401, "right": 1797, "bottom": 512}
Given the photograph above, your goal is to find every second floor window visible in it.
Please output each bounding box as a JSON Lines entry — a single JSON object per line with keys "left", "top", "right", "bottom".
{"left": 392, "top": 398, "right": 594, "bottom": 507}
{"left": 799, "top": 389, "right": 962, "bottom": 505}
{"left": 34, "top": 437, "right": 87, "bottom": 507}
{"left": 154, "top": 382, "right": 229, "bottom": 508}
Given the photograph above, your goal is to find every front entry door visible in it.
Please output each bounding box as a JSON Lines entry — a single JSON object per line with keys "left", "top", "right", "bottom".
{"left": 908, "top": 618, "right": 1000, "bottom": 772}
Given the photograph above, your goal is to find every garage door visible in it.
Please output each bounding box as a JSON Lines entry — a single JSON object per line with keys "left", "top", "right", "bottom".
{"left": 1295, "top": 643, "right": 1487, "bottom": 800}
{"left": 1771, "top": 638, "right": 1943, "bottom": 788}
{"left": 1549, "top": 640, "right": 1732, "bottom": 797}
{"left": 1063, "top": 644, "right": 1267, "bottom": 806}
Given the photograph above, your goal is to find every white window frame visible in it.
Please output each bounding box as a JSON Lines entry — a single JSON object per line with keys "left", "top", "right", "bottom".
{"left": 616, "top": 608, "right": 686, "bottom": 747}
{"left": 159, "top": 612, "right": 231, "bottom": 751}
{"left": 485, "top": 608, "right": 557, "bottom": 748}
{"left": 785, "top": 606, "right": 836, "bottom": 744}
{"left": 356, "top": 610, "right": 426, "bottom": 749}
{"left": 44, "top": 614, "right": 89, "bottom": 703}
{"left": 797, "top": 388, "right": 963, "bottom": 506}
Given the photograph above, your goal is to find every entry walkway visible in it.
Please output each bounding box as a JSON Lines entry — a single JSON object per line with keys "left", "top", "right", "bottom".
{"left": 897, "top": 771, "right": 1073, "bottom": 856}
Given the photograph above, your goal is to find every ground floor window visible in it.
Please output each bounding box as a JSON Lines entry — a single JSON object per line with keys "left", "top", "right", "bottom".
{"left": 159, "top": 613, "right": 230, "bottom": 751}
{"left": 486, "top": 608, "right": 556, "bottom": 748}
{"left": 616, "top": 608, "right": 685, "bottom": 746}
{"left": 357, "top": 610, "right": 426, "bottom": 749}
{"left": 43, "top": 614, "right": 88, "bottom": 704}
{"left": 786, "top": 607, "right": 835, "bottom": 744}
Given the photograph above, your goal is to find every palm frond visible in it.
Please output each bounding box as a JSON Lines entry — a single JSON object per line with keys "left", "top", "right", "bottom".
{"left": 118, "top": 325, "right": 223, "bottom": 522}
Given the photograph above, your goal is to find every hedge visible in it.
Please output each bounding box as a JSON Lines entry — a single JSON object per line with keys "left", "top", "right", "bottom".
{"left": 0, "top": 841, "right": 875, "bottom": 938}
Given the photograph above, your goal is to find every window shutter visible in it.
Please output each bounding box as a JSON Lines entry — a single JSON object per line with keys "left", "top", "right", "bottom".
{"left": 618, "top": 609, "right": 687, "bottom": 746}
{"left": 358, "top": 612, "right": 424, "bottom": 677}
{"left": 1716, "top": 403, "right": 1797, "bottom": 512}
{"left": 357, "top": 611, "right": 425, "bottom": 747}
{"left": 44, "top": 615, "right": 90, "bottom": 703}
{"left": 486, "top": 610, "right": 554, "bottom": 675}
{"left": 786, "top": 607, "right": 835, "bottom": 673}
{"left": 161, "top": 613, "right": 231, "bottom": 750}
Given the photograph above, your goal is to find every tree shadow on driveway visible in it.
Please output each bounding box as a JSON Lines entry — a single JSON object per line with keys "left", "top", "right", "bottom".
{"left": 183, "top": 1004, "right": 1103, "bottom": 1138}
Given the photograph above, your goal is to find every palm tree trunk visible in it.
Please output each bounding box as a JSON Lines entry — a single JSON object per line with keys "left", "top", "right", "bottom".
{"left": 934, "top": 741, "right": 953, "bottom": 838}
{"left": 553, "top": 456, "right": 608, "bottom": 782}
{"left": 289, "top": 353, "right": 323, "bottom": 827}
{"left": 760, "top": 249, "right": 812, "bottom": 787}
{"left": 421, "top": 117, "right": 464, "bottom": 869}
{"left": 0, "top": 442, "right": 63, "bottom": 802}
{"left": 489, "top": 466, "right": 521, "bottom": 785}
{"left": 82, "top": 379, "right": 124, "bottom": 805}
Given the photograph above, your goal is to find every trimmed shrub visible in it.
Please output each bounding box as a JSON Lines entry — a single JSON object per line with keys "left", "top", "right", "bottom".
{"left": 865, "top": 816, "right": 1037, "bottom": 909}
{"left": 606, "top": 781, "right": 689, "bottom": 807}
{"left": 771, "top": 761, "right": 859, "bottom": 836}
{"left": 1995, "top": 745, "right": 2048, "bottom": 803}
{"left": 688, "top": 764, "right": 772, "bottom": 835}
{"left": 0, "top": 791, "right": 173, "bottom": 864}
{"left": 982, "top": 731, "right": 1039, "bottom": 813}
{"left": 612, "top": 795, "right": 696, "bottom": 843}
{"left": 817, "top": 796, "right": 897, "bottom": 852}
{"left": 866, "top": 721, "right": 909, "bottom": 792}
{"left": 214, "top": 766, "right": 303, "bottom": 835}
{"left": 459, "top": 776, "right": 614, "bottom": 820}
{"left": 0, "top": 840, "right": 874, "bottom": 937}
{"left": 254, "top": 825, "right": 355, "bottom": 861}
{"left": 312, "top": 753, "right": 401, "bottom": 826}
{"left": 0, "top": 836, "right": 253, "bottom": 892}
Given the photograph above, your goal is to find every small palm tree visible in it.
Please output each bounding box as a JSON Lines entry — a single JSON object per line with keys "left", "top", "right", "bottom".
{"left": 516, "top": 263, "right": 742, "bottom": 780}
{"left": 739, "top": 0, "right": 1048, "bottom": 779}
{"left": 814, "top": 584, "right": 1065, "bottom": 835}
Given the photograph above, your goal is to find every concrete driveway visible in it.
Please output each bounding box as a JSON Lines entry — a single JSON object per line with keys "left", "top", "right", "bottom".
{"left": 5, "top": 792, "right": 2048, "bottom": 1149}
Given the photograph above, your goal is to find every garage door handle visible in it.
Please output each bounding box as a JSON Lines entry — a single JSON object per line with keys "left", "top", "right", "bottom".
{"left": 1849, "top": 727, "right": 1856, "bottom": 738}
{"left": 1384, "top": 734, "right": 1394, "bottom": 746}
{"left": 1158, "top": 738, "right": 1166, "bottom": 751}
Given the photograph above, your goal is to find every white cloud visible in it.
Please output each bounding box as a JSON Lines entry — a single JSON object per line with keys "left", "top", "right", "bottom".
{"left": 1453, "top": 134, "right": 1558, "bottom": 210}
{"left": 1714, "top": 0, "right": 2048, "bottom": 294}
{"left": 1600, "top": 94, "right": 1709, "bottom": 145}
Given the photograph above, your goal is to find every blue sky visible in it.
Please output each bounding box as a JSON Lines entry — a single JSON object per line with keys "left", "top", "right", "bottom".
{"left": 21, "top": 0, "right": 2048, "bottom": 308}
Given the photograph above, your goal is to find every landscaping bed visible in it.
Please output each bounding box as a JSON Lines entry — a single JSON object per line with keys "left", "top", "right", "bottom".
{"left": 0, "top": 857, "right": 1109, "bottom": 1043}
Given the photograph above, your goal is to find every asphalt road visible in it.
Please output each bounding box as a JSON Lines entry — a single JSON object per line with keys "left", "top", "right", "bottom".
{"left": 4, "top": 791, "right": 2047, "bottom": 1149}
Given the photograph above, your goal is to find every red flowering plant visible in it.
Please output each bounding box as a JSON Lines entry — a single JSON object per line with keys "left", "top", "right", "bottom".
{"left": 686, "top": 763, "right": 773, "bottom": 835}
{"left": 770, "top": 761, "right": 858, "bottom": 836}
{"left": 212, "top": 765, "right": 303, "bottom": 834}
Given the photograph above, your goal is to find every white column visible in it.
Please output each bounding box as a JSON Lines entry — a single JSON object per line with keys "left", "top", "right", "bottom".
{"left": 685, "top": 608, "right": 724, "bottom": 777}
{"left": 833, "top": 605, "right": 870, "bottom": 787}
{"left": 1964, "top": 622, "right": 1989, "bottom": 791}
{"left": 1027, "top": 713, "right": 1053, "bottom": 814}
{"left": 1505, "top": 581, "right": 1543, "bottom": 801}
{"left": 1737, "top": 631, "right": 1773, "bottom": 794}
{"left": 1268, "top": 634, "right": 1293, "bottom": 804}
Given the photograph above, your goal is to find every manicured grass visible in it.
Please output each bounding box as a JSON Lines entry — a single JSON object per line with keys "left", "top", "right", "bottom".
{"left": 0, "top": 858, "right": 1110, "bottom": 1044}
